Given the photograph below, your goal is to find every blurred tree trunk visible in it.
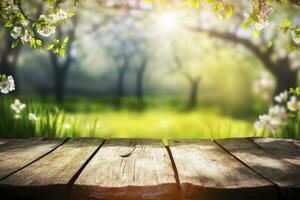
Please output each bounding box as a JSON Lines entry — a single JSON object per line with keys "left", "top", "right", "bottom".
{"left": 0, "top": 30, "right": 21, "bottom": 93}
{"left": 172, "top": 49, "right": 201, "bottom": 110}
{"left": 49, "top": 17, "right": 77, "bottom": 103}
{"left": 135, "top": 56, "right": 147, "bottom": 107}
{"left": 116, "top": 57, "right": 129, "bottom": 108}
{"left": 188, "top": 77, "right": 201, "bottom": 109}
{"left": 51, "top": 61, "right": 69, "bottom": 103}
{"left": 272, "top": 58, "right": 298, "bottom": 96}
{"left": 190, "top": 27, "right": 299, "bottom": 96}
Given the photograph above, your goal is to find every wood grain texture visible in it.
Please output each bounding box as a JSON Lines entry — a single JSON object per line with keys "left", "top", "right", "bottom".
{"left": 0, "top": 139, "right": 20, "bottom": 146}
{"left": 0, "top": 138, "right": 64, "bottom": 180}
{"left": 252, "top": 138, "right": 300, "bottom": 167}
{"left": 168, "top": 139, "right": 277, "bottom": 200}
{"left": 72, "top": 138, "right": 177, "bottom": 200}
{"left": 216, "top": 138, "right": 300, "bottom": 200}
{"left": 0, "top": 138, "right": 103, "bottom": 200}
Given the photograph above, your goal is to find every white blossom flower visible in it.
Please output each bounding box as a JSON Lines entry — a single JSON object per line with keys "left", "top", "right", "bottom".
{"left": 268, "top": 105, "right": 287, "bottom": 119}
{"left": 274, "top": 91, "right": 288, "bottom": 103}
{"left": 10, "top": 26, "right": 22, "bottom": 39}
{"left": 39, "top": 15, "right": 48, "bottom": 21}
{"left": 254, "top": 109, "right": 285, "bottom": 135}
{"left": 63, "top": 123, "right": 71, "bottom": 129}
{"left": 57, "top": 9, "right": 68, "bottom": 20}
{"left": 10, "top": 99, "right": 26, "bottom": 113}
{"left": 3, "top": 0, "right": 14, "bottom": 7}
{"left": 291, "top": 31, "right": 300, "bottom": 44}
{"left": 21, "top": 30, "right": 31, "bottom": 43}
{"left": 259, "top": 114, "right": 270, "bottom": 124}
{"left": 0, "top": 75, "right": 15, "bottom": 94}
{"left": 252, "top": 77, "right": 274, "bottom": 96}
{"left": 252, "top": 81, "right": 261, "bottom": 94}
{"left": 291, "top": 60, "right": 300, "bottom": 70}
{"left": 287, "top": 96, "right": 298, "bottom": 112}
{"left": 38, "top": 26, "right": 56, "bottom": 37}
{"left": 259, "top": 2, "right": 273, "bottom": 19}
{"left": 260, "top": 78, "right": 274, "bottom": 88}
{"left": 21, "top": 20, "right": 29, "bottom": 26}
{"left": 28, "top": 113, "right": 38, "bottom": 121}
{"left": 261, "top": 92, "right": 270, "bottom": 101}
{"left": 278, "top": 49, "right": 287, "bottom": 58}
{"left": 48, "top": 14, "right": 58, "bottom": 24}
{"left": 254, "top": 120, "right": 265, "bottom": 131}
{"left": 14, "top": 114, "right": 21, "bottom": 119}
{"left": 255, "top": 19, "right": 269, "bottom": 30}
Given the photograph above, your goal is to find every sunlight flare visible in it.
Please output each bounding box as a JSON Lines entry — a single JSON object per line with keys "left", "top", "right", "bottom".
{"left": 156, "top": 12, "right": 179, "bottom": 33}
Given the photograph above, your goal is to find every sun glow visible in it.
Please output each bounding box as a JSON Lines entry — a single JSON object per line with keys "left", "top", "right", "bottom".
{"left": 157, "top": 13, "right": 179, "bottom": 33}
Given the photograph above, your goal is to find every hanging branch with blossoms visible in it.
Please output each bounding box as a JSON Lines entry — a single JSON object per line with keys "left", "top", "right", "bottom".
{"left": 0, "top": 0, "right": 77, "bottom": 56}
{"left": 0, "top": 0, "right": 79, "bottom": 94}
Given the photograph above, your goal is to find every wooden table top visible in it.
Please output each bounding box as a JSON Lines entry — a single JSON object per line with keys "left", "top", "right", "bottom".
{"left": 0, "top": 137, "right": 299, "bottom": 200}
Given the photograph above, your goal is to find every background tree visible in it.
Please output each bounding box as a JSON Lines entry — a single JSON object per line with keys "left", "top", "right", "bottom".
{"left": 170, "top": 40, "right": 204, "bottom": 109}
{"left": 49, "top": 16, "right": 78, "bottom": 103}
{"left": 188, "top": 3, "right": 300, "bottom": 96}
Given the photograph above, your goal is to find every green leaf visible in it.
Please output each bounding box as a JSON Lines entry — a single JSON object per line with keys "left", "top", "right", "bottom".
{"left": 284, "top": 18, "right": 292, "bottom": 27}
{"left": 267, "top": 41, "right": 273, "bottom": 48}
{"left": 225, "top": 5, "right": 233, "bottom": 17}
{"left": 36, "top": 40, "right": 43, "bottom": 46}
{"left": 11, "top": 40, "right": 19, "bottom": 48}
{"left": 59, "top": 49, "right": 65, "bottom": 57}
{"left": 218, "top": 13, "right": 224, "bottom": 20}
{"left": 47, "top": 44, "right": 54, "bottom": 50}
{"left": 63, "top": 36, "right": 69, "bottom": 43}
{"left": 288, "top": 44, "right": 297, "bottom": 52}
{"left": 252, "top": 29, "right": 259, "bottom": 38}
{"left": 67, "top": 12, "right": 75, "bottom": 17}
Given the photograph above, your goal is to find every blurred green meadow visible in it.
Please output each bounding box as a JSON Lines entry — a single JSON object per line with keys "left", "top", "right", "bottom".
{"left": 1, "top": 96, "right": 265, "bottom": 143}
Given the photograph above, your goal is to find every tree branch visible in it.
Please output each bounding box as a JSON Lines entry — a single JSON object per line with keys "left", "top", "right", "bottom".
{"left": 188, "top": 26, "right": 275, "bottom": 71}
{"left": 290, "top": 0, "right": 300, "bottom": 6}
{"left": 14, "top": 0, "right": 36, "bottom": 22}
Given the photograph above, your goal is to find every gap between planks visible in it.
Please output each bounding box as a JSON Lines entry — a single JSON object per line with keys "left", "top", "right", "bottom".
{"left": 68, "top": 139, "right": 106, "bottom": 186}
{"left": 214, "top": 138, "right": 286, "bottom": 199}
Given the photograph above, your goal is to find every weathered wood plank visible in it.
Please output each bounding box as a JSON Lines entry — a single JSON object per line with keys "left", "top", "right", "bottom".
{"left": 0, "top": 139, "right": 22, "bottom": 146}
{"left": 168, "top": 139, "right": 277, "bottom": 200}
{"left": 252, "top": 138, "right": 300, "bottom": 167}
{"left": 71, "top": 138, "right": 177, "bottom": 200}
{"left": 294, "top": 139, "right": 300, "bottom": 148}
{"left": 0, "top": 138, "right": 65, "bottom": 180}
{"left": 216, "top": 138, "right": 300, "bottom": 200}
{"left": 0, "top": 138, "right": 103, "bottom": 200}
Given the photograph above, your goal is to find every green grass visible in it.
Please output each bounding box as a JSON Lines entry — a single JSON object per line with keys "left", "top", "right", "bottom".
{"left": 1, "top": 96, "right": 298, "bottom": 141}
{"left": 61, "top": 111, "right": 255, "bottom": 143}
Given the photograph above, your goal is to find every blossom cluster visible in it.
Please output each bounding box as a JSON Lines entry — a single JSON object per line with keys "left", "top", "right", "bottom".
{"left": 254, "top": 91, "right": 300, "bottom": 135}
{"left": 252, "top": 77, "right": 274, "bottom": 101}
{"left": 255, "top": 1, "right": 273, "bottom": 30}
{"left": 11, "top": 26, "right": 31, "bottom": 43}
{"left": 0, "top": 75, "right": 15, "bottom": 94}
{"left": 10, "top": 99, "right": 38, "bottom": 121}
{"left": 1, "top": 0, "right": 73, "bottom": 55}
{"left": 36, "top": 9, "right": 68, "bottom": 37}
